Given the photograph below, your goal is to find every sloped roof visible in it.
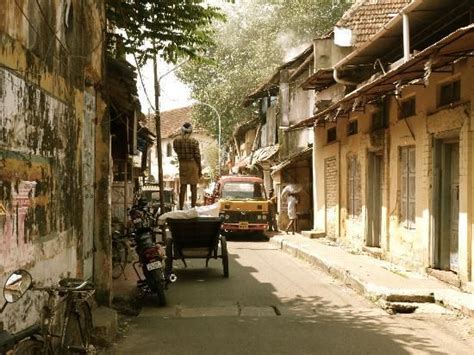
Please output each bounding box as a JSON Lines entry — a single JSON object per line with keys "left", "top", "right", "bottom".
{"left": 336, "top": 0, "right": 410, "bottom": 48}
{"left": 146, "top": 106, "right": 207, "bottom": 138}
{"left": 243, "top": 45, "right": 313, "bottom": 106}
{"left": 161, "top": 107, "right": 193, "bottom": 137}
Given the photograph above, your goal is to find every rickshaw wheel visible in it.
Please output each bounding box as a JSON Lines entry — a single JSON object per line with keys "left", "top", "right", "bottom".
{"left": 165, "top": 237, "right": 174, "bottom": 279}
{"left": 221, "top": 236, "right": 229, "bottom": 278}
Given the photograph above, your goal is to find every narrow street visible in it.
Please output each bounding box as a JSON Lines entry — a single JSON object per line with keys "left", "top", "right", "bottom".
{"left": 109, "top": 236, "right": 474, "bottom": 354}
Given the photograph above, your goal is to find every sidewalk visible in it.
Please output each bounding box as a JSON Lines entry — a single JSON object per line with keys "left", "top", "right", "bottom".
{"left": 269, "top": 232, "right": 474, "bottom": 317}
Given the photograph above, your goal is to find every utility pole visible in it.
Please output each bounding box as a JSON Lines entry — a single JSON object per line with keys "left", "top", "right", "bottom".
{"left": 153, "top": 51, "right": 165, "bottom": 215}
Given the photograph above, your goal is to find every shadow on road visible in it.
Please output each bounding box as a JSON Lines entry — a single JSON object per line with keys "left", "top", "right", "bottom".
{"left": 112, "top": 241, "right": 451, "bottom": 354}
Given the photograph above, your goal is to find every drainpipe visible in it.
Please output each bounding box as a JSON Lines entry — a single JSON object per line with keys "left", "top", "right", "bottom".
{"left": 403, "top": 13, "right": 410, "bottom": 62}
{"left": 333, "top": 66, "right": 358, "bottom": 86}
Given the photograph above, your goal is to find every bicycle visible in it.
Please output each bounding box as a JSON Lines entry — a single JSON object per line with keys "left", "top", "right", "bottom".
{"left": 5, "top": 272, "right": 95, "bottom": 354}
{"left": 112, "top": 231, "right": 130, "bottom": 280}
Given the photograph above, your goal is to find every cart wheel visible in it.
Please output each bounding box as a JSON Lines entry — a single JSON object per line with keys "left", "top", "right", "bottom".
{"left": 221, "top": 236, "right": 229, "bottom": 278}
{"left": 165, "top": 237, "right": 173, "bottom": 280}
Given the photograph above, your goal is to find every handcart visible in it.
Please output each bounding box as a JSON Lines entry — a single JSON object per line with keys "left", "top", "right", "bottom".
{"left": 165, "top": 217, "right": 229, "bottom": 278}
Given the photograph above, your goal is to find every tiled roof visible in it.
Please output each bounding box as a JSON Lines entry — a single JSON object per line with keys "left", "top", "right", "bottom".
{"left": 336, "top": 0, "right": 410, "bottom": 48}
{"left": 146, "top": 106, "right": 204, "bottom": 138}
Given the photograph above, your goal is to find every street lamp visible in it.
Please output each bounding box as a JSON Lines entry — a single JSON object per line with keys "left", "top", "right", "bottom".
{"left": 195, "top": 101, "right": 221, "bottom": 177}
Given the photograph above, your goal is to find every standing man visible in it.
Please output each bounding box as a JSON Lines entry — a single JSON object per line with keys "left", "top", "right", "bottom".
{"left": 173, "top": 122, "right": 202, "bottom": 209}
{"left": 267, "top": 188, "right": 279, "bottom": 232}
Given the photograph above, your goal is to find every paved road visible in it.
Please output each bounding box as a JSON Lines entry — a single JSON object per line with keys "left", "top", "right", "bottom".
{"left": 109, "top": 237, "right": 474, "bottom": 354}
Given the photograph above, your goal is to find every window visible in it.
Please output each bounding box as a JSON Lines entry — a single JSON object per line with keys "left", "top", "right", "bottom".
{"left": 221, "top": 182, "right": 265, "bottom": 200}
{"left": 166, "top": 143, "right": 172, "bottom": 157}
{"left": 347, "top": 156, "right": 361, "bottom": 218}
{"left": 438, "top": 80, "right": 460, "bottom": 107}
{"left": 327, "top": 127, "right": 337, "bottom": 143}
{"left": 400, "top": 97, "right": 416, "bottom": 119}
{"left": 347, "top": 120, "right": 358, "bottom": 136}
{"left": 400, "top": 146, "right": 416, "bottom": 228}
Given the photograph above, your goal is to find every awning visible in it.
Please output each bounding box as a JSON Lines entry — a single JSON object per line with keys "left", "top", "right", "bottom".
{"left": 137, "top": 126, "right": 156, "bottom": 152}
{"left": 300, "top": 68, "right": 335, "bottom": 91}
{"left": 236, "top": 144, "right": 279, "bottom": 168}
{"left": 271, "top": 147, "right": 312, "bottom": 175}
{"left": 290, "top": 24, "right": 474, "bottom": 130}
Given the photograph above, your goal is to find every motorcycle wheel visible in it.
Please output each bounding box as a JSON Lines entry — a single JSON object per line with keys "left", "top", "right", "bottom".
{"left": 147, "top": 268, "right": 167, "bottom": 307}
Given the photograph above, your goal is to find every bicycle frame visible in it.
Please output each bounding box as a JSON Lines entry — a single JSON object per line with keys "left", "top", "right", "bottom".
{"left": 38, "top": 286, "right": 94, "bottom": 354}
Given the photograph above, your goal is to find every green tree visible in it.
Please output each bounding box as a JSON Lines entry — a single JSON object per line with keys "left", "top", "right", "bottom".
{"left": 177, "top": 0, "right": 349, "bottom": 141}
{"left": 106, "top": 0, "right": 228, "bottom": 64}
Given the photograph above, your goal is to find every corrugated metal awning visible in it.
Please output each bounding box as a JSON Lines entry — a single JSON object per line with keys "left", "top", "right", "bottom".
{"left": 290, "top": 24, "right": 474, "bottom": 130}
{"left": 271, "top": 147, "right": 312, "bottom": 175}
{"left": 236, "top": 144, "right": 279, "bottom": 168}
{"left": 300, "top": 68, "right": 335, "bottom": 91}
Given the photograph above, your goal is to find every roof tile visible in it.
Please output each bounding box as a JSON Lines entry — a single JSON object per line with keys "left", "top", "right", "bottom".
{"left": 337, "top": 0, "right": 410, "bottom": 47}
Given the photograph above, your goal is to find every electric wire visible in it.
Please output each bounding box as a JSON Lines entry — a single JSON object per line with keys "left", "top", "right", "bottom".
{"left": 116, "top": 3, "right": 156, "bottom": 112}
{"left": 11, "top": 0, "right": 105, "bottom": 102}
{"left": 34, "top": 0, "right": 70, "bottom": 54}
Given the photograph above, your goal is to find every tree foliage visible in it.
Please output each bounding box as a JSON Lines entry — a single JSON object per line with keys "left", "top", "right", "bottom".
{"left": 177, "top": 0, "right": 350, "bottom": 142}
{"left": 106, "top": 0, "right": 228, "bottom": 64}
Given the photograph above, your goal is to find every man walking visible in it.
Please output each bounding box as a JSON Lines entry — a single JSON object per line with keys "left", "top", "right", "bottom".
{"left": 173, "top": 122, "right": 202, "bottom": 209}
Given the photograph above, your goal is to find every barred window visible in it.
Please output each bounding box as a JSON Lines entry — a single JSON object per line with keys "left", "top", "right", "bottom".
{"left": 400, "top": 97, "right": 416, "bottom": 119}
{"left": 327, "top": 127, "right": 337, "bottom": 143}
{"left": 347, "top": 155, "right": 361, "bottom": 218}
{"left": 400, "top": 146, "right": 416, "bottom": 228}
{"left": 438, "top": 80, "right": 460, "bottom": 107}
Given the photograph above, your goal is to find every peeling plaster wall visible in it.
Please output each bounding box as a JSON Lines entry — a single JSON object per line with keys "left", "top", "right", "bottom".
{"left": 0, "top": 0, "right": 105, "bottom": 331}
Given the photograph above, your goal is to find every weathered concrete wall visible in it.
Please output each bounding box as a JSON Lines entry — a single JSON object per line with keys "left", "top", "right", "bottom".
{"left": 0, "top": 0, "right": 105, "bottom": 329}
{"left": 288, "top": 72, "right": 313, "bottom": 125}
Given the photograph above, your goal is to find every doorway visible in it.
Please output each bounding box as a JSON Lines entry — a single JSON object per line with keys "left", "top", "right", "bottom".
{"left": 433, "top": 140, "right": 459, "bottom": 272}
{"left": 366, "top": 152, "right": 382, "bottom": 247}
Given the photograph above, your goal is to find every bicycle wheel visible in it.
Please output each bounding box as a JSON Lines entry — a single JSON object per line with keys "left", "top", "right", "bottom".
{"left": 14, "top": 339, "right": 44, "bottom": 354}
{"left": 62, "top": 301, "right": 93, "bottom": 354}
{"left": 112, "top": 240, "right": 128, "bottom": 279}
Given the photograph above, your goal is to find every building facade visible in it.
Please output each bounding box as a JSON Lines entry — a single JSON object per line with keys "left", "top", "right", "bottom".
{"left": 0, "top": 0, "right": 108, "bottom": 330}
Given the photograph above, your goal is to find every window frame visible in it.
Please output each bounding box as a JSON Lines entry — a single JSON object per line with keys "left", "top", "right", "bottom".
{"left": 347, "top": 120, "right": 358, "bottom": 136}
{"left": 438, "top": 79, "right": 461, "bottom": 107}
{"left": 399, "top": 96, "right": 416, "bottom": 119}
{"left": 327, "top": 127, "right": 337, "bottom": 143}
{"left": 347, "top": 155, "right": 361, "bottom": 218}
{"left": 399, "top": 146, "right": 416, "bottom": 229}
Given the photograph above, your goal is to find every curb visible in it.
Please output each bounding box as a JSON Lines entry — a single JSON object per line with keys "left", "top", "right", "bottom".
{"left": 270, "top": 236, "right": 472, "bottom": 317}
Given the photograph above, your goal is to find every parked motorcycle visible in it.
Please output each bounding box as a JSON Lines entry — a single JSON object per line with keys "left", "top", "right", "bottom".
{"left": 128, "top": 203, "right": 177, "bottom": 306}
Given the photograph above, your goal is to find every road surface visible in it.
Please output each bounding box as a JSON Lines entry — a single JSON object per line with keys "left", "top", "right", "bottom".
{"left": 108, "top": 236, "right": 474, "bottom": 354}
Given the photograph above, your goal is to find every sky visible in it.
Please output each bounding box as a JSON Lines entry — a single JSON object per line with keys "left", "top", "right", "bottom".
{"left": 131, "top": 56, "right": 193, "bottom": 115}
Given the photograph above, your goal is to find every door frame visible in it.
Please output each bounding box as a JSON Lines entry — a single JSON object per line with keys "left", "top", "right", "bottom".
{"left": 366, "top": 151, "right": 383, "bottom": 247}
{"left": 431, "top": 137, "right": 460, "bottom": 272}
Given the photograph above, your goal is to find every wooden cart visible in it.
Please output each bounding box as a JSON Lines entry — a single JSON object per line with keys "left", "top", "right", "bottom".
{"left": 165, "top": 217, "right": 229, "bottom": 278}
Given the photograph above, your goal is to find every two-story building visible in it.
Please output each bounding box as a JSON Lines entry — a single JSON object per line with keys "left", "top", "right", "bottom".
{"left": 292, "top": 0, "right": 474, "bottom": 291}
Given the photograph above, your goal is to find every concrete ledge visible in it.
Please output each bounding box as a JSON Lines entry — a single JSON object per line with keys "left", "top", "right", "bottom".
{"left": 300, "top": 230, "right": 326, "bottom": 239}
